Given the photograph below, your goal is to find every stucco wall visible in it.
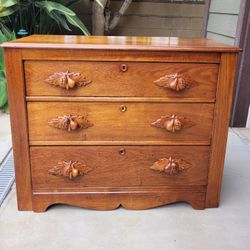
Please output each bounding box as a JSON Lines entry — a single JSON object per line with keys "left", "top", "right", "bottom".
{"left": 71, "top": 1, "right": 204, "bottom": 37}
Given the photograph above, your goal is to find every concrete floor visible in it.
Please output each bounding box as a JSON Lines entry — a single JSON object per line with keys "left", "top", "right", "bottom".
{"left": 0, "top": 116, "right": 250, "bottom": 249}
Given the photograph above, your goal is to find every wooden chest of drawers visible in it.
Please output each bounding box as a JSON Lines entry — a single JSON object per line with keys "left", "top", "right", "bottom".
{"left": 3, "top": 35, "right": 240, "bottom": 212}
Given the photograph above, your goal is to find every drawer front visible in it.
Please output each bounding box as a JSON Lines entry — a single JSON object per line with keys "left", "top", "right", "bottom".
{"left": 25, "top": 61, "right": 218, "bottom": 99}
{"left": 30, "top": 146, "right": 209, "bottom": 191}
{"left": 27, "top": 102, "right": 214, "bottom": 143}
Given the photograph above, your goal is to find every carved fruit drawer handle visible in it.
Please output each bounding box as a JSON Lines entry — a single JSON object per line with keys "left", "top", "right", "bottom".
{"left": 45, "top": 71, "right": 91, "bottom": 90}
{"left": 48, "top": 161, "right": 92, "bottom": 180}
{"left": 150, "top": 157, "right": 192, "bottom": 175}
{"left": 48, "top": 114, "right": 93, "bottom": 131}
{"left": 151, "top": 114, "right": 195, "bottom": 133}
{"left": 154, "top": 73, "right": 191, "bottom": 92}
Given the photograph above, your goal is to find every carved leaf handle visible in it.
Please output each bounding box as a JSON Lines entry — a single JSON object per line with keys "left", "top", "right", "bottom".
{"left": 151, "top": 114, "right": 195, "bottom": 133}
{"left": 150, "top": 157, "right": 192, "bottom": 175}
{"left": 48, "top": 161, "right": 92, "bottom": 180}
{"left": 45, "top": 71, "right": 91, "bottom": 90}
{"left": 154, "top": 73, "right": 191, "bottom": 92}
{"left": 48, "top": 114, "right": 93, "bottom": 131}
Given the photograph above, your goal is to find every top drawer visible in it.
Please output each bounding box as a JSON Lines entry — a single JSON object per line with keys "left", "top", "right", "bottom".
{"left": 25, "top": 61, "right": 218, "bottom": 99}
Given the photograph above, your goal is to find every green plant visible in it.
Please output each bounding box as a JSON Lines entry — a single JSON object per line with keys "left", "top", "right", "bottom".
{"left": 0, "top": 0, "right": 104, "bottom": 111}
{"left": 0, "top": 0, "right": 93, "bottom": 35}
{"left": 0, "top": 28, "right": 15, "bottom": 112}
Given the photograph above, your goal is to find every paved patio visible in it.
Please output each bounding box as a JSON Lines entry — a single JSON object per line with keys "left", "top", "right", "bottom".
{"left": 0, "top": 113, "right": 250, "bottom": 250}
{"left": 0, "top": 113, "right": 11, "bottom": 164}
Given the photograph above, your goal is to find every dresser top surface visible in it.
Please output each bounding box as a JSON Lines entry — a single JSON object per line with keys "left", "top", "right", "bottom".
{"left": 2, "top": 35, "right": 241, "bottom": 52}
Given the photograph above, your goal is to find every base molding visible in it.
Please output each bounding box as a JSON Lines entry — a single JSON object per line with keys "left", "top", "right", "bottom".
{"left": 30, "top": 188, "right": 206, "bottom": 212}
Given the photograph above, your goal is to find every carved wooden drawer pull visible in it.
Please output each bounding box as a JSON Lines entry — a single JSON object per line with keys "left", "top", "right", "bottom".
{"left": 151, "top": 114, "right": 195, "bottom": 133}
{"left": 48, "top": 161, "right": 92, "bottom": 180}
{"left": 45, "top": 71, "right": 91, "bottom": 90}
{"left": 154, "top": 73, "right": 191, "bottom": 92}
{"left": 150, "top": 157, "right": 192, "bottom": 175}
{"left": 48, "top": 114, "right": 93, "bottom": 131}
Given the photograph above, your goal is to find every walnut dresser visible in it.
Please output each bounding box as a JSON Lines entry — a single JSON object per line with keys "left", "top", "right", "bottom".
{"left": 3, "top": 35, "right": 240, "bottom": 212}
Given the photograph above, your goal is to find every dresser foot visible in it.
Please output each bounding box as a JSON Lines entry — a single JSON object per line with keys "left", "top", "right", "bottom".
{"left": 33, "top": 205, "right": 50, "bottom": 213}
{"left": 190, "top": 202, "right": 206, "bottom": 210}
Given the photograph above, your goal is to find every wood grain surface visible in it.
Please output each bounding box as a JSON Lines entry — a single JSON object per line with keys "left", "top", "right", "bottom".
{"left": 30, "top": 146, "right": 210, "bottom": 191}
{"left": 22, "top": 49, "right": 221, "bottom": 63}
{"left": 25, "top": 61, "right": 218, "bottom": 98}
{"left": 206, "top": 53, "right": 238, "bottom": 207}
{"left": 32, "top": 189, "right": 206, "bottom": 212}
{"left": 27, "top": 102, "right": 214, "bottom": 143}
{"left": 2, "top": 35, "right": 241, "bottom": 52}
{"left": 4, "top": 49, "right": 33, "bottom": 210}
{"left": 3, "top": 35, "right": 240, "bottom": 211}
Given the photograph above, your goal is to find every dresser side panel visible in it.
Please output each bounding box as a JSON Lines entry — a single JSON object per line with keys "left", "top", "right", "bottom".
{"left": 206, "top": 52, "right": 238, "bottom": 208}
{"left": 4, "top": 48, "right": 32, "bottom": 210}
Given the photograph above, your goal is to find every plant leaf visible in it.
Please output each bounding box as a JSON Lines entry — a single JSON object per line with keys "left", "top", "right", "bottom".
{"left": 35, "top": 1, "right": 75, "bottom": 16}
{"left": 0, "top": 5, "right": 18, "bottom": 17}
{"left": 0, "top": 30, "right": 15, "bottom": 109}
{"left": 65, "top": 14, "right": 90, "bottom": 35}
{"left": 0, "top": 27, "right": 16, "bottom": 40}
{"left": 0, "top": 0, "right": 18, "bottom": 8}
{"left": 0, "top": 70, "right": 7, "bottom": 108}
{"left": 3, "top": 102, "right": 8, "bottom": 113}
{"left": 47, "top": 11, "right": 71, "bottom": 31}
{"left": 0, "top": 29, "right": 16, "bottom": 71}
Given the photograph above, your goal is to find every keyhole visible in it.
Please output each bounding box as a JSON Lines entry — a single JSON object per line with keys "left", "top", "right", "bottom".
{"left": 119, "top": 148, "right": 126, "bottom": 155}
{"left": 120, "top": 64, "right": 128, "bottom": 72}
{"left": 120, "top": 105, "right": 127, "bottom": 112}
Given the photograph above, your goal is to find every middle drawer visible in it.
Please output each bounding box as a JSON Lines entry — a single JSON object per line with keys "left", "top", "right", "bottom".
{"left": 27, "top": 102, "right": 214, "bottom": 143}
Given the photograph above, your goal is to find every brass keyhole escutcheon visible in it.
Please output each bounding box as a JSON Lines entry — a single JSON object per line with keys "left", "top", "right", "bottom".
{"left": 120, "top": 105, "right": 127, "bottom": 112}
{"left": 120, "top": 64, "right": 128, "bottom": 72}
{"left": 119, "top": 148, "right": 126, "bottom": 155}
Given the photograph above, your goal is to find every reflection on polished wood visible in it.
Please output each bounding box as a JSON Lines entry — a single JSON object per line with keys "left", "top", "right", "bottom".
{"left": 2, "top": 35, "right": 241, "bottom": 52}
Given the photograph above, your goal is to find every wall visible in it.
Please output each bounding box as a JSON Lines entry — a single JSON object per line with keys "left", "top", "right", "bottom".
{"left": 109, "top": 1, "right": 204, "bottom": 37}
{"left": 72, "top": 1, "right": 204, "bottom": 37}
{"left": 206, "top": 0, "right": 242, "bottom": 45}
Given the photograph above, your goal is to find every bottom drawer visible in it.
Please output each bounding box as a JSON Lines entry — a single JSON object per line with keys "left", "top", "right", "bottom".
{"left": 30, "top": 146, "right": 210, "bottom": 191}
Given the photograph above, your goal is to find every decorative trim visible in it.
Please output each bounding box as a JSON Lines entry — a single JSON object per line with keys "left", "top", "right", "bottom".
{"left": 45, "top": 71, "right": 91, "bottom": 90}
{"left": 48, "top": 114, "right": 93, "bottom": 131}
{"left": 150, "top": 157, "right": 192, "bottom": 175}
{"left": 151, "top": 114, "right": 195, "bottom": 133}
{"left": 48, "top": 161, "right": 92, "bottom": 180}
{"left": 154, "top": 73, "right": 192, "bottom": 92}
